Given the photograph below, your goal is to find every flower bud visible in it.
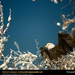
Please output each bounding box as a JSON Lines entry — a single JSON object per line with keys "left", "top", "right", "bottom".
{"left": 56, "top": 22, "right": 61, "bottom": 26}
{"left": 7, "top": 23, "right": 10, "bottom": 28}
{"left": 62, "top": 26, "right": 68, "bottom": 30}
{"left": 8, "top": 15, "right": 11, "bottom": 21}
{"left": 3, "top": 37, "right": 8, "bottom": 42}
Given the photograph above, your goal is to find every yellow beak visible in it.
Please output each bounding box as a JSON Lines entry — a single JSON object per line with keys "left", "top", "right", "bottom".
{"left": 45, "top": 45, "right": 48, "bottom": 48}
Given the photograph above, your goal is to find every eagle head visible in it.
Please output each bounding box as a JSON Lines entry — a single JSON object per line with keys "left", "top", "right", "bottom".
{"left": 45, "top": 43, "right": 55, "bottom": 50}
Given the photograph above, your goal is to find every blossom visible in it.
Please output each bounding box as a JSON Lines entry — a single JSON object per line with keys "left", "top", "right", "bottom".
{"left": 51, "top": 0, "right": 63, "bottom": 4}
{"left": 3, "top": 65, "right": 8, "bottom": 70}
{"left": 0, "top": 26, "right": 3, "bottom": 34}
{"left": 56, "top": 22, "right": 61, "bottom": 26}
{"left": 62, "top": 14, "right": 65, "bottom": 18}
{"left": 3, "top": 28, "right": 8, "bottom": 34}
{"left": 8, "top": 15, "right": 11, "bottom": 21}
{"left": 0, "top": 62, "right": 6, "bottom": 69}
{"left": 72, "top": 28, "right": 75, "bottom": 32}
{"left": 0, "top": 43, "right": 4, "bottom": 49}
{"left": 3, "top": 37, "right": 8, "bottom": 42}
{"left": 8, "top": 67, "right": 13, "bottom": 70}
{"left": 54, "top": 0, "right": 58, "bottom": 4}
{"left": 7, "top": 23, "right": 10, "bottom": 28}
{"left": 62, "top": 26, "right": 68, "bottom": 30}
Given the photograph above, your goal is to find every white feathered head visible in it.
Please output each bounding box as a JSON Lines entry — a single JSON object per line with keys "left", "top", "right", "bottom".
{"left": 45, "top": 43, "right": 55, "bottom": 50}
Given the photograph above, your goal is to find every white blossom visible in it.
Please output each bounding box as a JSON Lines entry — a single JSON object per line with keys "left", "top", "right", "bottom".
{"left": 6, "top": 56, "right": 12, "bottom": 63}
{"left": 72, "top": 28, "right": 75, "bottom": 32}
{"left": 0, "top": 62, "right": 6, "bottom": 69}
{"left": 3, "top": 65, "right": 8, "bottom": 70}
{"left": 0, "top": 26, "right": 3, "bottom": 34}
{"left": 3, "top": 37, "right": 8, "bottom": 42}
{"left": 8, "top": 67, "right": 13, "bottom": 70}
{"left": 62, "top": 26, "right": 68, "bottom": 30}
{"left": 62, "top": 14, "right": 65, "bottom": 18}
{"left": 8, "top": 15, "right": 11, "bottom": 21}
{"left": 59, "top": 31, "right": 62, "bottom": 33}
{"left": 51, "top": 0, "right": 63, "bottom": 4}
{"left": 3, "top": 28, "right": 8, "bottom": 34}
{"left": 0, "top": 50, "right": 1, "bottom": 53}
{"left": 54, "top": 0, "right": 58, "bottom": 4}
{"left": 7, "top": 23, "right": 10, "bottom": 28}
{"left": 0, "top": 43, "right": 4, "bottom": 49}
{"left": 56, "top": 22, "right": 61, "bottom": 26}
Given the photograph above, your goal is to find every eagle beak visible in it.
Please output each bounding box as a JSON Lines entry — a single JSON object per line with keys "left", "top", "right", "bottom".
{"left": 45, "top": 45, "right": 48, "bottom": 48}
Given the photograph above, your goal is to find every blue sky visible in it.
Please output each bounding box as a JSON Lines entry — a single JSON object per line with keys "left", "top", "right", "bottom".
{"left": 0, "top": 0, "right": 73, "bottom": 55}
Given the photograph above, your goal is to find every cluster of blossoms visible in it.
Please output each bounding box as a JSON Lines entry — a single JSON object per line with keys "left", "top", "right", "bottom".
{"left": 0, "top": 41, "right": 49, "bottom": 70}
{"left": 51, "top": 0, "right": 63, "bottom": 4}
{"left": 56, "top": 15, "right": 75, "bottom": 34}
{"left": 0, "top": 1, "right": 11, "bottom": 61}
{"left": 0, "top": 41, "right": 75, "bottom": 70}
{"left": 51, "top": 0, "right": 75, "bottom": 35}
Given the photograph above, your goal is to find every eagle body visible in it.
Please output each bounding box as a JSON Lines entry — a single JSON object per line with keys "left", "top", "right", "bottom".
{"left": 40, "top": 33, "right": 75, "bottom": 61}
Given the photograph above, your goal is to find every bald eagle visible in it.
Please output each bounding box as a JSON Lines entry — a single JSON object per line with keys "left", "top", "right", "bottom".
{"left": 40, "top": 33, "right": 75, "bottom": 61}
